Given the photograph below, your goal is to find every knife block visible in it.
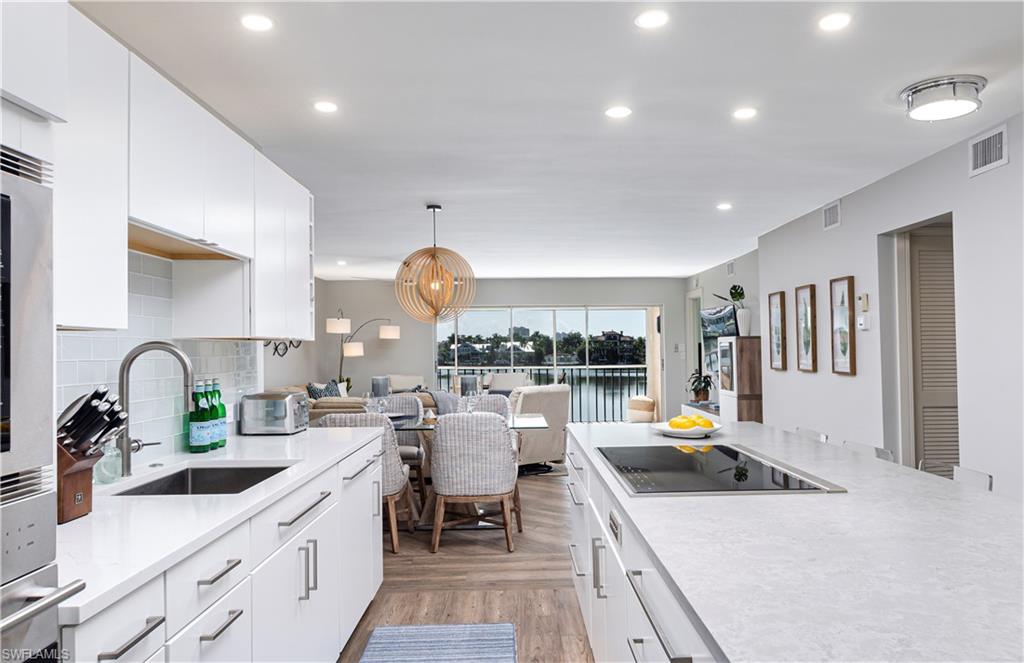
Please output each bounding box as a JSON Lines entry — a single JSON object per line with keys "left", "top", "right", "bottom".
{"left": 56, "top": 443, "right": 103, "bottom": 524}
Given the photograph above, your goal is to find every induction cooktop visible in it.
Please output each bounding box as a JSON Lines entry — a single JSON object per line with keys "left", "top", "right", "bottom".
{"left": 597, "top": 444, "right": 845, "bottom": 495}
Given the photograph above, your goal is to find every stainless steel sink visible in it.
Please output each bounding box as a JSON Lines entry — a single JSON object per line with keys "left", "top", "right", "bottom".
{"left": 113, "top": 466, "right": 288, "bottom": 496}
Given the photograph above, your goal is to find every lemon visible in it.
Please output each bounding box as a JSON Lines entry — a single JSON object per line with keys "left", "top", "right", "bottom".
{"left": 697, "top": 419, "right": 715, "bottom": 429}
{"left": 668, "top": 417, "right": 687, "bottom": 429}
{"left": 680, "top": 420, "right": 697, "bottom": 429}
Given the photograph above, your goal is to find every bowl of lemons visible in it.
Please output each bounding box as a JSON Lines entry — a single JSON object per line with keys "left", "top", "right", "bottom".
{"left": 651, "top": 414, "right": 722, "bottom": 439}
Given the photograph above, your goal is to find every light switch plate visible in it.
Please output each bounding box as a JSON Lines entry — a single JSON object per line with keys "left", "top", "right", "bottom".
{"left": 857, "top": 314, "right": 871, "bottom": 330}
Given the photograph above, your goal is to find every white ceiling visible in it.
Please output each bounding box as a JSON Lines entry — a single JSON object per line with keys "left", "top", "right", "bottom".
{"left": 80, "top": 2, "right": 1023, "bottom": 280}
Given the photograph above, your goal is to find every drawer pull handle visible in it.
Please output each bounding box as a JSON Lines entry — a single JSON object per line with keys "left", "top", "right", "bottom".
{"left": 307, "top": 538, "right": 319, "bottom": 591}
{"left": 567, "top": 544, "right": 585, "bottom": 577}
{"left": 197, "top": 559, "right": 241, "bottom": 587}
{"left": 97, "top": 616, "right": 165, "bottom": 661}
{"left": 372, "top": 480, "right": 381, "bottom": 517}
{"left": 567, "top": 451, "right": 584, "bottom": 471}
{"left": 298, "top": 546, "right": 311, "bottom": 601}
{"left": 200, "top": 609, "right": 244, "bottom": 643}
{"left": 343, "top": 459, "right": 375, "bottom": 481}
{"left": 0, "top": 579, "right": 85, "bottom": 634}
{"left": 626, "top": 637, "right": 646, "bottom": 663}
{"left": 566, "top": 482, "right": 584, "bottom": 506}
{"left": 278, "top": 490, "right": 332, "bottom": 527}
{"left": 591, "top": 538, "right": 607, "bottom": 599}
{"left": 626, "top": 569, "right": 692, "bottom": 663}
{"left": 373, "top": 449, "right": 386, "bottom": 457}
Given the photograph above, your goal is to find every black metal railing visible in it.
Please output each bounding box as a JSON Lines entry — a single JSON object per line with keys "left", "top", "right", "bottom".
{"left": 435, "top": 365, "right": 648, "bottom": 423}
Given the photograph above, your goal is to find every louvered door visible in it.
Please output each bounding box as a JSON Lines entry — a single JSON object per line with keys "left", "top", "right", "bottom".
{"left": 910, "top": 230, "right": 958, "bottom": 477}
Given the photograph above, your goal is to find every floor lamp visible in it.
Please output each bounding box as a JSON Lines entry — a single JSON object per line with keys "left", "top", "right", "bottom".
{"left": 325, "top": 308, "right": 401, "bottom": 389}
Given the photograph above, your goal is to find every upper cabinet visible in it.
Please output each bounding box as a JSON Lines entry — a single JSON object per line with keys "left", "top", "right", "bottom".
{"left": 284, "top": 175, "right": 314, "bottom": 340}
{"left": 128, "top": 54, "right": 205, "bottom": 240}
{"left": 202, "top": 114, "right": 255, "bottom": 257}
{"left": 53, "top": 8, "right": 129, "bottom": 330}
{"left": 252, "top": 153, "right": 289, "bottom": 339}
{"left": 1, "top": 0, "right": 68, "bottom": 122}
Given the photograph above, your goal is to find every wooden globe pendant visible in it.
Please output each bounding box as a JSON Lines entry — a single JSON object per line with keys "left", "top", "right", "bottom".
{"left": 394, "top": 205, "right": 476, "bottom": 323}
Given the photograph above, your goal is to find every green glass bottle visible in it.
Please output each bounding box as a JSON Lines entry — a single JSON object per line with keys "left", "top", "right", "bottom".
{"left": 189, "top": 381, "right": 211, "bottom": 453}
{"left": 212, "top": 379, "right": 227, "bottom": 448}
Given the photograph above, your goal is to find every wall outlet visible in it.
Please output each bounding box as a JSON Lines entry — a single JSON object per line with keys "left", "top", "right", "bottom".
{"left": 857, "top": 314, "right": 871, "bottom": 331}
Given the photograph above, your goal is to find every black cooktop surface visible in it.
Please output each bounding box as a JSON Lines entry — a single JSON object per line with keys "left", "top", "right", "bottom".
{"left": 598, "top": 445, "right": 826, "bottom": 494}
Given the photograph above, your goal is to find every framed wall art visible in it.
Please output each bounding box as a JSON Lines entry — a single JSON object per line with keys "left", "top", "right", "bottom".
{"left": 795, "top": 284, "right": 817, "bottom": 372}
{"left": 830, "top": 276, "right": 856, "bottom": 375}
{"left": 768, "top": 290, "right": 787, "bottom": 370}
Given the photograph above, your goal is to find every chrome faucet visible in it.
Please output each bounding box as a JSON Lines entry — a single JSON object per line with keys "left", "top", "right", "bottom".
{"left": 117, "top": 341, "right": 195, "bottom": 477}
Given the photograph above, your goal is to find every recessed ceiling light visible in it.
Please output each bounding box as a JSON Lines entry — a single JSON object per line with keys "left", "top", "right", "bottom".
{"left": 605, "top": 106, "right": 632, "bottom": 119}
{"left": 314, "top": 101, "right": 338, "bottom": 114}
{"left": 336, "top": 260, "right": 347, "bottom": 266}
{"left": 818, "top": 12, "right": 851, "bottom": 32}
{"left": 716, "top": 202, "right": 733, "bottom": 211}
{"left": 899, "top": 75, "right": 987, "bottom": 121}
{"left": 634, "top": 10, "right": 669, "bottom": 29}
{"left": 732, "top": 107, "right": 758, "bottom": 120}
{"left": 240, "top": 14, "right": 273, "bottom": 32}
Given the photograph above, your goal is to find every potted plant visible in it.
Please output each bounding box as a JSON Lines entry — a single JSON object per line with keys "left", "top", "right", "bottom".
{"left": 715, "top": 284, "right": 751, "bottom": 336}
{"left": 688, "top": 369, "right": 714, "bottom": 402}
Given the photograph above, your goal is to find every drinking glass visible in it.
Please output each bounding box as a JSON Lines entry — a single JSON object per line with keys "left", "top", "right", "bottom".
{"left": 466, "top": 395, "right": 478, "bottom": 413}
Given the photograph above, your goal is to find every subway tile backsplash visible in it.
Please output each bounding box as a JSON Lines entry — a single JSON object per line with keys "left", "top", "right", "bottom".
{"left": 56, "top": 251, "right": 260, "bottom": 462}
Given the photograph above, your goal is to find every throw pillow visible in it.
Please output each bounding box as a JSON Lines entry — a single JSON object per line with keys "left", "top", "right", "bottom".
{"left": 306, "top": 380, "right": 343, "bottom": 400}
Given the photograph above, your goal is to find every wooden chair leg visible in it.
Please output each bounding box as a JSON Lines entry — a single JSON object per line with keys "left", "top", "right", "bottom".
{"left": 512, "top": 483, "right": 523, "bottom": 533}
{"left": 386, "top": 495, "right": 400, "bottom": 554}
{"left": 500, "top": 495, "right": 515, "bottom": 553}
{"left": 430, "top": 495, "right": 446, "bottom": 553}
{"left": 415, "top": 466, "right": 427, "bottom": 501}
{"left": 404, "top": 483, "right": 417, "bottom": 533}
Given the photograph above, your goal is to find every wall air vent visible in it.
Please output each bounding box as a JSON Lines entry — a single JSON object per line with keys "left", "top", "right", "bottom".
{"left": 726, "top": 261, "right": 735, "bottom": 276}
{"left": 823, "top": 201, "right": 841, "bottom": 231}
{"left": 968, "top": 124, "right": 1007, "bottom": 177}
{"left": 0, "top": 144, "right": 53, "bottom": 186}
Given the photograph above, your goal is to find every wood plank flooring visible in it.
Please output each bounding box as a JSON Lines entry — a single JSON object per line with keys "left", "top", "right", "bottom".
{"left": 339, "top": 469, "right": 594, "bottom": 663}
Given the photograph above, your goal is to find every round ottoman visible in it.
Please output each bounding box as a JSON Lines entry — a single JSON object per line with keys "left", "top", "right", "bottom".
{"left": 627, "top": 395, "right": 656, "bottom": 423}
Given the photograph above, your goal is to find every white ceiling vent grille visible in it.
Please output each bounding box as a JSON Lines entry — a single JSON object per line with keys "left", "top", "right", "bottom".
{"left": 726, "top": 261, "right": 735, "bottom": 276}
{"left": 968, "top": 124, "right": 1007, "bottom": 177}
{"left": 823, "top": 201, "right": 841, "bottom": 231}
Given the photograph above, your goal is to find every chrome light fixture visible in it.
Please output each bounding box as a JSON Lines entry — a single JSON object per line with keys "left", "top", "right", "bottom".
{"left": 394, "top": 204, "right": 476, "bottom": 323}
{"left": 899, "top": 75, "right": 987, "bottom": 122}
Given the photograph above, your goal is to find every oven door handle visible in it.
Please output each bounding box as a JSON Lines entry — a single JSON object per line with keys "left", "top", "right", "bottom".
{"left": 0, "top": 579, "right": 87, "bottom": 634}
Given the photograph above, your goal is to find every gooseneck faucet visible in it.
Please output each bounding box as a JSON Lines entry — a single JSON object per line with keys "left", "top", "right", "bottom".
{"left": 117, "top": 341, "right": 195, "bottom": 477}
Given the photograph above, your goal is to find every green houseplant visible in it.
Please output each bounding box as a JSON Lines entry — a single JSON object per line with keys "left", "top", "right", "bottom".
{"left": 688, "top": 369, "right": 714, "bottom": 402}
{"left": 715, "top": 284, "right": 751, "bottom": 335}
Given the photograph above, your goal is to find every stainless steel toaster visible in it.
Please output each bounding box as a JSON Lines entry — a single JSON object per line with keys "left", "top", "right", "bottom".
{"left": 239, "top": 392, "right": 309, "bottom": 435}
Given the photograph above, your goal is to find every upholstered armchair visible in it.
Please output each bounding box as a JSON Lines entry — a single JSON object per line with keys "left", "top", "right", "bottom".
{"left": 457, "top": 393, "right": 511, "bottom": 419}
{"left": 314, "top": 412, "right": 417, "bottom": 553}
{"left": 383, "top": 394, "right": 426, "bottom": 497}
{"left": 485, "top": 371, "right": 532, "bottom": 395}
{"left": 430, "top": 412, "right": 521, "bottom": 552}
{"left": 509, "top": 384, "right": 570, "bottom": 466}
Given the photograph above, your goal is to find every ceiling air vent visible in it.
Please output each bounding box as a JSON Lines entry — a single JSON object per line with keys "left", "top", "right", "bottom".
{"left": 968, "top": 124, "right": 1007, "bottom": 177}
{"left": 823, "top": 201, "right": 841, "bottom": 231}
{"left": 0, "top": 144, "right": 53, "bottom": 186}
{"left": 726, "top": 261, "right": 735, "bottom": 276}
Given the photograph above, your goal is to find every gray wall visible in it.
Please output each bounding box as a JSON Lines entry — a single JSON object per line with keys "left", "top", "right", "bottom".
{"left": 758, "top": 113, "right": 1023, "bottom": 501}
{"left": 263, "top": 278, "right": 326, "bottom": 388}
{"left": 689, "top": 249, "right": 760, "bottom": 331}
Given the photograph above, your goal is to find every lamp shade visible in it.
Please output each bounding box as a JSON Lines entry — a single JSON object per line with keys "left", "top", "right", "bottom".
{"left": 342, "top": 341, "right": 364, "bottom": 358}
{"left": 326, "top": 317, "right": 352, "bottom": 334}
{"left": 378, "top": 325, "right": 401, "bottom": 340}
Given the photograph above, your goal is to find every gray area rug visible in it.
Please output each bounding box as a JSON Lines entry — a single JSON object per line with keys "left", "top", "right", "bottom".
{"left": 359, "top": 623, "right": 517, "bottom": 663}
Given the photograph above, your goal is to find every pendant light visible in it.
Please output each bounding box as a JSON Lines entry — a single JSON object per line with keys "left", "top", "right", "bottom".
{"left": 394, "top": 204, "right": 476, "bottom": 323}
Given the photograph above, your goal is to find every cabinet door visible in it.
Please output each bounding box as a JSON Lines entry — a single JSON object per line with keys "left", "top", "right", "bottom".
{"left": 567, "top": 478, "right": 591, "bottom": 633}
{"left": 585, "top": 504, "right": 607, "bottom": 663}
{"left": 129, "top": 54, "right": 205, "bottom": 240}
{"left": 338, "top": 453, "right": 375, "bottom": 644}
{"left": 54, "top": 8, "right": 129, "bottom": 330}
{"left": 1, "top": 0, "right": 67, "bottom": 121}
{"left": 283, "top": 175, "right": 313, "bottom": 340}
{"left": 368, "top": 462, "right": 384, "bottom": 596}
{"left": 251, "top": 153, "right": 288, "bottom": 338}
{"left": 252, "top": 504, "right": 340, "bottom": 663}
{"left": 203, "top": 115, "right": 254, "bottom": 257}
{"left": 165, "top": 577, "right": 252, "bottom": 663}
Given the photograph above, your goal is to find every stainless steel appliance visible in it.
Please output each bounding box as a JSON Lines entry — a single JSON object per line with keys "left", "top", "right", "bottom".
{"left": 598, "top": 444, "right": 846, "bottom": 495}
{"left": 1, "top": 157, "right": 85, "bottom": 659}
{"left": 239, "top": 392, "right": 309, "bottom": 435}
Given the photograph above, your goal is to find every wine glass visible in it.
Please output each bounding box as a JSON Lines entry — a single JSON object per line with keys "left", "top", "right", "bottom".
{"left": 466, "top": 394, "right": 478, "bottom": 413}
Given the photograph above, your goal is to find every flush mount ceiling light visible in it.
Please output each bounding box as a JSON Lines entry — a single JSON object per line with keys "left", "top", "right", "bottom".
{"left": 336, "top": 260, "right": 347, "bottom": 266}
{"left": 605, "top": 106, "right": 632, "bottom": 119}
{"left": 313, "top": 101, "right": 338, "bottom": 113}
{"left": 634, "top": 10, "right": 669, "bottom": 29}
{"left": 716, "top": 202, "right": 733, "bottom": 211}
{"left": 240, "top": 14, "right": 273, "bottom": 32}
{"left": 395, "top": 204, "right": 476, "bottom": 324}
{"left": 818, "top": 12, "right": 851, "bottom": 32}
{"left": 732, "top": 107, "right": 758, "bottom": 120}
{"left": 899, "top": 75, "right": 987, "bottom": 121}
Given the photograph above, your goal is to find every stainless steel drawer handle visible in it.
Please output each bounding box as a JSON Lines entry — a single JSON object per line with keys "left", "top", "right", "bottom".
{"left": 197, "top": 559, "right": 241, "bottom": 587}
{"left": 372, "top": 480, "right": 381, "bottom": 517}
{"left": 567, "top": 451, "right": 584, "bottom": 471}
{"left": 342, "top": 459, "right": 375, "bottom": 481}
{"left": 0, "top": 579, "right": 86, "bottom": 634}
{"left": 200, "top": 609, "right": 244, "bottom": 643}
{"left": 591, "top": 538, "right": 607, "bottom": 599}
{"left": 567, "top": 544, "right": 585, "bottom": 578}
{"left": 566, "top": 482, "right": 585, "bottom": 506}
{"left": 626, "top": 569, "right": 692, "bottom": 663}
{"left": 277, "top": 490, "right": 332, "bottom": 527}
{"left": 626, "top": 637, "right": 646, "bottom": 663}
{"left": 298, "top": 546, "right": 311, "bottom": 601}
{"left": 373, "top": 449, "right": 386, "bottom": 458}
{"left": 307, "top": 538, "right": 319, "bottom": 591}
{"left": 97, "top": 616, "right": 165, "bottom": 661}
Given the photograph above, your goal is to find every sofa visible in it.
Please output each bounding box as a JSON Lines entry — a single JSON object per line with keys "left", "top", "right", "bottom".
{"left": 269, "top": 384, "right": 439, "bottom": 423}
{"left": 509, "top": 384, "right": 570, "bottom": 465}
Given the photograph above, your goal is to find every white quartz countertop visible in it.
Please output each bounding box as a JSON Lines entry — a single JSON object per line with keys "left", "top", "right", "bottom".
{"left": 567, "top": 422, "right": 1024, "bottom": 662}
{"left": 56, "top": 426, "right": 383, "bottom": 625}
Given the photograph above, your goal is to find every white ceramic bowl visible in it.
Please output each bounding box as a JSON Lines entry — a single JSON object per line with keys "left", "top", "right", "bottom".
{"left": 650, "top": 420, "right": 722, "bottom": 439}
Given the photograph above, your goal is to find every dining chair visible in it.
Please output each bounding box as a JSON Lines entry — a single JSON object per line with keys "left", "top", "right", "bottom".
{"left": 843, "top": 440, "right": 895, "bottom": 462}
{"left": 430, "top": 390, "right": 461, "bottom": 416}
{"left": 953, "top": 465, "right": 993, "bottom": 492}
{"left": 793, "top": 427, "right": 830, "bottom": 444}
{"left": 315, "top": 413, "right": 418, "bottom": 553}
{"left": 384, "top": 394, "right": 426, "bottom": 498}
{"left": 458, "top": 393, "right": 511, "bottom": 419}
{"left": 430, "top": 412, "right": 520, "bottom": 553}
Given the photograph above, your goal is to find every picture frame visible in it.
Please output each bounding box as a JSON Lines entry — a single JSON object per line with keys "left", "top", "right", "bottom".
{"left": 830, "top": 276, "right": 856, "bottom": 375}
{"left": 768, "top": 291, "right": 787, "bottom": 370}
{"left": 794, "top": 284, "right": 817, "bottom": 372}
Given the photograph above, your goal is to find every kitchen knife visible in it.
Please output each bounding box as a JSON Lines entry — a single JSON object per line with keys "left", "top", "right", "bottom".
{"left": 69, "top": 402, "right": 111, "bottom": 451}
{"left": 60, "top": 399, "right": 102, "bottom": 442}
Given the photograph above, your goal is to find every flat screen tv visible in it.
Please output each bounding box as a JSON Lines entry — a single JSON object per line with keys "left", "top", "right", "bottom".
{"left": 700, "top": 305, "right": 739, "bottom": 340}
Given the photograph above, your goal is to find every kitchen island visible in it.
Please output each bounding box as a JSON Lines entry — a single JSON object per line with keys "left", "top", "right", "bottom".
{"left": 566, "top": 421, "right": 1023, "bottom": 662}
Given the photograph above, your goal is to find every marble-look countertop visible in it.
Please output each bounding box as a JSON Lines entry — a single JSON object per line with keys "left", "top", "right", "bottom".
{"left": 567, "top": 422, "right": 1023, "bottom": 662}
{"left": 56, "top": 426, "right": 383, "bottom": 625}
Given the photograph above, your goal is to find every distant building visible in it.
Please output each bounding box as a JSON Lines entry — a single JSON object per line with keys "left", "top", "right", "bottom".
{"left": 590, "top": 330, "right": 640, "bottom": 364}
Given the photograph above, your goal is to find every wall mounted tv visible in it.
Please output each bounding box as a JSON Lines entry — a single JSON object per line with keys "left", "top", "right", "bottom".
{"left": 700, "top": 305, "right": 739, "bottom": 340}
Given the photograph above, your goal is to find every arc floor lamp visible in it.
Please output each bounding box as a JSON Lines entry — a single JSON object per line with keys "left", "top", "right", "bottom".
{"left": 325, "top": 308, "right": 401, "bottom": 384}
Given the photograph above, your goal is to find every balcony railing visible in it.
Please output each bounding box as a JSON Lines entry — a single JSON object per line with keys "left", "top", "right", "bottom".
{"left": 436, "top": 365, "right": 649, "bottom": 423}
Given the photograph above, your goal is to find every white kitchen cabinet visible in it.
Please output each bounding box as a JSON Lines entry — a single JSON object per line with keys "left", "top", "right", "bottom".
{"left": 165, "top": 577, "right": 252, "bottom": 663}
{"left": 1, "top": 100, "right": 54, "bottom": 164}
{"left": 203, "top": 114, "right": 255, "bottom": 257}
{"left": 61, "top": 575, "right": 166, "bottom": 663}
{"left": 1, "top": 0, "right": 67, "bottom": 121}
{"left": 129, "top": 54, "right": 205, "bottom": 240}
{"left": 284, "top": 174, "right": 313, "bottom": 340}
{"left": 369, "top": 462, "right": 384, "bottom": 594}
{"left": 251, "top": 503, "right": 341, "bottom": 662}
{"left": 172, "top": 260, "right": 251, "bottom": 339}
{"left": 338, "top": 447, "right": 379, "bottom": 643}
{"left": 251, "top": 152, "right": 289, "bottom": 338}
{"left": 54, "top": 7, "right": 129, "bottom": 330}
